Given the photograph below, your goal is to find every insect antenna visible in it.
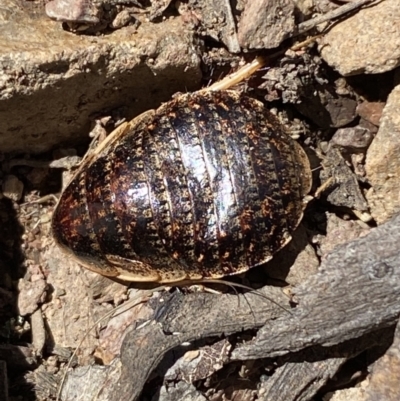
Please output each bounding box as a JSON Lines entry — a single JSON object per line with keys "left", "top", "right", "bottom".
{"left": 186, "top": 278, "right": 293, "bottom": 316}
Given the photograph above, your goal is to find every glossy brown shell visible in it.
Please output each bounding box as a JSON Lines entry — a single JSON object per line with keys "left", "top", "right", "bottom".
{"left": 52, "top": 90, "right": 312, "bottom": 283}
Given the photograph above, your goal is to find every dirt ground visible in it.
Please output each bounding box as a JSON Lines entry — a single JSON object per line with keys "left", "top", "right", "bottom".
{"left": 1, "top": 1, "right": 400, "bottom": 401}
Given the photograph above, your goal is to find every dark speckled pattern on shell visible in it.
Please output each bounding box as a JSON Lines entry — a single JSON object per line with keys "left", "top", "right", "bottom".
{"left": 52, "top": 90, "right": 312, "bottom": 283}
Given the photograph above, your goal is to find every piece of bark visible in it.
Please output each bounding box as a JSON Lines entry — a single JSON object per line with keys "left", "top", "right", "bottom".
{"left": 259, "top": 327, "right": 393, "bottom": 401}
{"left": 232, "top": 214, "right": 400, "bottom": 361}
{"left": 27, "top": 367, "right": 59, "bottom": 401}
{"left": 61, "top": 359, "right": 123, "bottom": 400}
{"left": 258, "top": 358, "right": 346, "bottom": 401}
{"left": 111, "top": 286, "right": 289, "bottom": 401}
{"left": 238, "top": 0, "right": 295, "bottom": 50}
{"left": 156, "top": 382, "right": 207, "bottom": 401}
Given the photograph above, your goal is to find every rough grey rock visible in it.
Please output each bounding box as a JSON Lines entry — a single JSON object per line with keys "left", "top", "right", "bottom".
{"left": 327, "top": 387, "right": 365, "bottom": 401}
{"left": 317, "top": 213, "right": 369, "bottom": 259}
{"left": 362, "top": 319, "right": 400, "bottom": 401}
{"left": 356, "top": 101, "right": 385, "bottom": 127}
{"left": 264, "top": 224, "right": 320, "bottom": 286}
{"left": 238, "top": 0, "right": 295, "bottom": 50}
{"left": 17, "top": 278, "right": 47, "bottom": 316}
{"left": 330, "top": 127, "right": 374, "bottom": 151}
{"left": 0, "top": 0, "right": 201, "bottom": 153}
{"left": 320, "top": 0, "right": 400, "bottom": 76}
{"left": 366, "top": 84, "right": 400, "bottom": 224}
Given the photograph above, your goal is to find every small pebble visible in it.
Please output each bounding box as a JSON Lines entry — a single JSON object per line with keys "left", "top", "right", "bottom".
{"left": 330, "top": 126, "right": 374, "bottom": 151}
{"left": 2, "top": 174, "right": 24, "bottom": 201}
{"left": 40, "top": 213, "right": 52, "bottom": 224}
{"left": 356, "top": 101, "right": 385, "bottom": 126}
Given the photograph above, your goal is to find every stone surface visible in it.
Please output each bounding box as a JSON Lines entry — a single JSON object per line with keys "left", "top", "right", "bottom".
{"left": 363, "top": 319, "right": 400, "bottom": 401}
{"left": 320, "top": 0, "right": 400, "bottom": 76}
{"left": 317, "top": 213, "right": 369, "bottom": 259}
{"left": 320, "top": 147, "right": 369, "bottom": 212}
{"left": 326, "top": 387, "right": 365, "bottom": 401}
{"left": 238, "top": 0, "right": 295, "bottom": 50}
{"left": 1, "top": 175, "right": 24, "bottom": 202}
{"left": 46, "top": 0, "right": 101, "bottom": 24}
{"left": 46, "top": 0, "right": 150, "bottom": 32}
{"left": 97, "top": 289, "right": 154, "bottom": 364}
{"left": 42, "top": 245, "right": 112, "bottom": 350}
{"left": 366, "top": 84, "right": 400, "bottom": 224}
{"left": 0, "top": 0, "right": 201, "bottom": 153}
{"left": 17, "top": 278, "right": 47, "bottom": 316}
{"left": 330, "top": 126, "right": 374, "bottom": 151}
{"left": 356, "top": 101, "right": 385, "bottom": 127}
{"left": 264, "top": 224, "right": 320, "bottom": 286}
